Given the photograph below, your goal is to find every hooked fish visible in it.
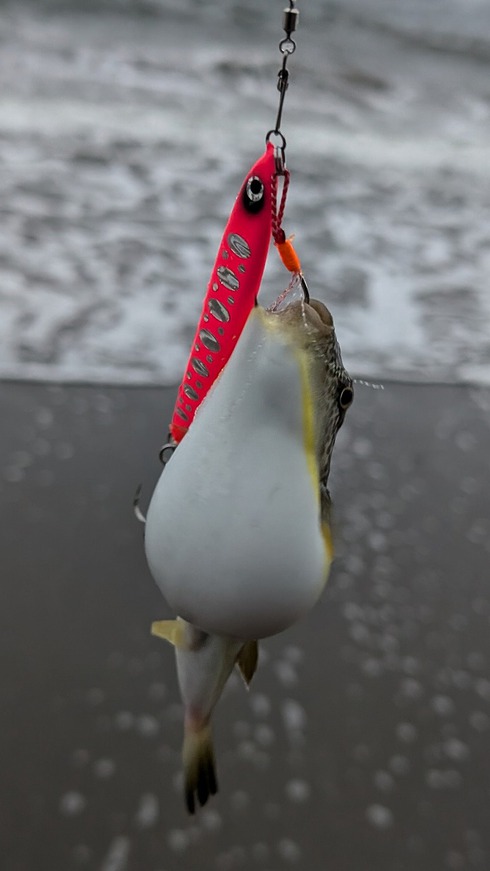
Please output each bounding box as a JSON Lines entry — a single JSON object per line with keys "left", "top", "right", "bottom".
{"left": 145, "top": 294, "right": 353, "bottom": 813}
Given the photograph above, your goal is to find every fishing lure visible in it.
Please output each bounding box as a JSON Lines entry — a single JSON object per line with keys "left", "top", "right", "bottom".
{"left": 169, "top": 143, "right": 277, "bottom": 443}
{"left": 143, "top": 0, "right": 353, "bottom": 814}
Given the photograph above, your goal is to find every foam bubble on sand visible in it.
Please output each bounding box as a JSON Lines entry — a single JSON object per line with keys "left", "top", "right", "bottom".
{"left": 167, "top": 829, "right": 189, "bottom": 854}
{"left": 281, "top": 699, "right": 308, "bottom": 734}
{"left": 389, "top": 755, "right": 411, "bottom": 776}
{"left": 426, "top": 769, "right": 463, "bottom": 790}
{"left": 134, "top": 793, "right": 159, "bottom": 829}
{"left": 431, "top": 695, "right": 456, "bottom": 717}
{"left": 282, "top": 645, "right": 304, "bottom": 665}
{"left": 349, "top": 622, "right": 371, "bottom": 645}
{"left": 396, "top": 722, "right": 418, "bottom": 744}
{"left": 114, "top": 710, "right": 134, "bottom": 731}
{"left": 366, "top": 804, "right": 394, "bottom": 830}
{"left": 200, "top": 808, "right": 223, "bottom": 831}
{"left": 147, "top": 681, "right": 166, "bottom": 701}
{"left": 100, "top": 836, "right": 130, "bottom": 871}
{"left": 469, "top": 711, "right": 490, "bottom": 732}
{"left": 273, "top": 659, "right": 298, "bottom": 687}
{"left": 361, "top": 658, "right": 383, "bottom": 679}
{"left": 237, "top": 740, "right": 270, "bottom": 771}
{"left": 135, "top": 713, "right": 159, "bottom": 738}
{"left": 3, "top": 465, "right": 25, "bottom": 484}
{"left": 249, "top": 693, "right": 271, "bottom": 718}
{"left": 373, "top": 770, "right": 395, "bottom": 793}
{"left": 254, "top": 724, "right": 275, "bottom": 747}
{"left": 277, "top": 838, "right": 302, "bottom": 863}
{"left": 86, "top": 687, "right": 105, "bottom": 706}
{"left": 93, "top": 758, "right": 116, "bottom": 779}
{"left": 59, "top": 791, "right": 86, "bottom": 817}
{"left": 475, "top": 679, "right": 490, "bottom": 701}
{"left": 285, "top": 778, "right": 311, "bottom": 803}
{"left": 398, "top": 678, "right": 424, "bottom": 701}
{"left": 443, "top": 738, "right": 470, "bottom": 762}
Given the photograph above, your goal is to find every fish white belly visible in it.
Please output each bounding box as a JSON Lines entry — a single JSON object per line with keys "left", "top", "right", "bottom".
{"left": 145, "top": 308, "right": 329, "bottom": 640}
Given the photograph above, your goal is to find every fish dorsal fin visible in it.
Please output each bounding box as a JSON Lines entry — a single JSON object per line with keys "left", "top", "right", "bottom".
{"left": 236, "top": 641, "right": 259, "bottom": 687}
{"left": 151, "top": 619, "right": 187, "bottom": 648}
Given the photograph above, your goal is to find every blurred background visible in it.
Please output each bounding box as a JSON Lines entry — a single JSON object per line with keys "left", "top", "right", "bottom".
{"left": 1, "top": 2, "right": 490, "bottom": 870}
{"left": 1, "top": 0, "right": 490, "bottom": 385}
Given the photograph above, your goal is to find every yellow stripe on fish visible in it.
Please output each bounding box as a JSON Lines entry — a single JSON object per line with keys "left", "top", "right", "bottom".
{"left": 260, "top": 305, "right": 333, "bottom": 573}
{"left": 321, "top": 521, "right": 334, "bottom": 563}
{"left": 295, "top": 344, "right": 320, "bottom": 503}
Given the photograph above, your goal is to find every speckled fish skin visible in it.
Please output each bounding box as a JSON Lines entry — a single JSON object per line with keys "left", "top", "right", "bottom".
{"left": 145, "top": 297, "right": 352, "bottom": 640}
{"left": 294, "top": 298, "right": 353, "bottom": 530}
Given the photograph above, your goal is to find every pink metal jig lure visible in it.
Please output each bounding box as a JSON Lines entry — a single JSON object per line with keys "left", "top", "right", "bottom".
{"left": 169, "top": 143, "right": 277, "bottom": 443}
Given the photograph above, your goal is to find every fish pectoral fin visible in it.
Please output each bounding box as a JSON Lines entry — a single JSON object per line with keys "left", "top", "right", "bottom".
{"left": 151, "top": 619, "right": 187, "bottom": 649}
{"left": 236, "top": 640, "right": 259, "bottom": 688}
{"left": 183, "top": 722, "right": 218, "bottom": 815}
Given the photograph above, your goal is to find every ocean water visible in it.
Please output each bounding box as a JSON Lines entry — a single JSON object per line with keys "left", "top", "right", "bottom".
{"left": 1, "top": 0, "right": 490, "bottom": 385}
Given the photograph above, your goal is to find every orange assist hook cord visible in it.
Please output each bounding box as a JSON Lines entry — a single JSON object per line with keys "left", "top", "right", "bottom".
{"left": 166, "top": 1, "right": 305, "bottom": 449}
{"left": 271, "top": 171, "right": 303, "bottom": 276}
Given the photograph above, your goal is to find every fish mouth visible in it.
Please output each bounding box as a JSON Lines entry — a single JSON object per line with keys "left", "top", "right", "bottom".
{"left": 267, "top": 277, "right": 334, "bottom": 333}
{"left": 268, "top": 296, "right": 336, "bottom": 346}
{"left": 307, "top": 299, "right": 334, "bottom": 329}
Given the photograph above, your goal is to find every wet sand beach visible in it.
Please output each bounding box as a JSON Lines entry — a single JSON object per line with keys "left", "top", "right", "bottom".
{"left": 1, "top": 379, "right": 489, "bottom": 871}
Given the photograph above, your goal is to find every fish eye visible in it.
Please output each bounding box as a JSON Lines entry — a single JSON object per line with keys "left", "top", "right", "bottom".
{"left": 339, "top": 386, "right": 354, "bottom": 410}
{"left": 243, "top": 175, "right": 265, "bottom": 213}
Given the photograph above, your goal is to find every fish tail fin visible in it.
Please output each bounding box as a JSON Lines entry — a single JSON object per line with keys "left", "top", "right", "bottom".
{"left": 182, "top": 720, "right": 218, "bottom": 815}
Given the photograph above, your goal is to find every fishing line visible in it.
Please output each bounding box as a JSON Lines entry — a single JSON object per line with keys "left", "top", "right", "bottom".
{"left": 353, "top": 379, "right": 385, "bottom": 391}
{"left": 266, "top": 0, "right": 299, "bottom": 159}
{"left": 267, "top": 1, "right": 311, "bottom": 304}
